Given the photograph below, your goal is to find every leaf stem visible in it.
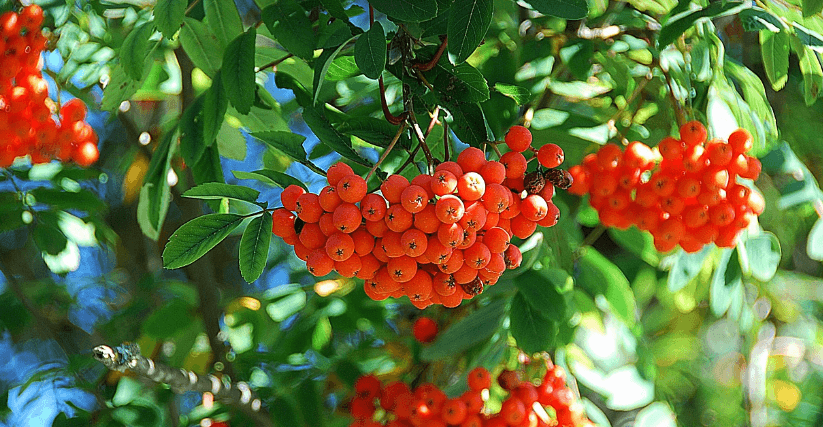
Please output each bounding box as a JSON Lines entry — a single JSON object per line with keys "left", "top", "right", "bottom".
{"left": 367, "top": 122, "right": 408, "bottom": 180}
{"left": 185, "top": 0, "right": 202, "bottom": 15}
{"left": 256, "top": 53, "right": 294, "bottom": 73}
{"left": 408, "top": 113, "right": 436, "bottom": 172}
{"left": 379, "top": 76, "right": 408, "bottom": 125}
{"left": 412, "top": 36, "right": 448, "bottom": 71}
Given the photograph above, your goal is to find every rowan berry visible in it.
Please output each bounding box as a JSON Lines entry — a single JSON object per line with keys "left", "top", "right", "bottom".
{"left": 459, "top": 202, "right": 487, "bottom": 232}
{"left": 271, "top": 208, "right": 297, "bottom": 238}
{"left": 387, "top": 255, "right": 417, "bottom": 283}
{"left": 439, "top": 249, "right": 464, "bottom": 274}
{"left": 456, "top": 229, "right": 477, "bottom": 250}
{"left": 453, "top": 263, "right": 478, "bottom": 284}
{"left": 337, "top": 174, "right": 367, "bottom": 203}
{"left": 566, "top": 165, "right": 590, "bottom": 195}
{"left": 597, "top": 143, "right": 622, "bottom": 171}
{"left": 365, "top": 219, "right": 389, "bottom": 238}
{"left": 702, "top": 167, "right": 729, "bottom": 190}
{"left": 479, "top": 160, "right": 506, "bottom": 184}
{"left": 505, "top": 125, "right": 532, "bottom": 152}
{"left": 728, "top": 128, "right": 753, "bottom": 154}
{"left": 706, "top": 140, "right": 733, "bottom": 166}
{"left": 660, "top": 195, "right": 685, "bottom": 216}
{"left": 740, "top": 156, "right": 761, "bottom": 180}
{"left": 282, "top": 186, "right": 306, "bottom": 212}
{"left": 431, "top": 170, "right": 458, "bottom": 196}
{"left": 505, "top": 175, "right": 525, "bottom": 193}
{"left": 306, "top": 249, "right": 335, "bottom": 276}
{"left": 683, "top": 205, "right": 709, "bottom": 228}
{"left": 318, "top": 185, "right": 342, "bottom": 212}
{"left": 435, "top": 161, "right": 463, "bottom": 178}
{"left": 709, "top": 202, "right": 735, "bottom": 226}
{"left": 385, "top": 204, "right": 414, "bottom": 232}
{"left": 438, "top": 222, "right": 464, "bottom": 248}
{"left": 649, "top": 172, "right": 676, "bottom": 197}
{"left": 624, "top": 141, "right": 655, "bottom": 170}
{"left": 299, "top": 222, "right": 326, "bottom": 249}
{"left": 461, "top": 391, "right": 484, "bottom": 415}
{"left": 483, "top": 211, "right": 500, "bottom": 230}
{"left": 537, "top": 143, "right": 564, "bottom": 168}
{"left": 411, "top": 204, "right": 439, "bottom": 234}
{"left": 374, "top": 268, "right": 402, "bottom": 293}
{"left": 657, "top": 218, "right": 685, "bottom": 244}
{"left": 412, "top": 317, "right": 438, "bottom": 343}
{"left": 357, "top": 254, "right": 381, "bottom": 279}
{"left": 406, "top": 270, "right": 433, "bottom": 301}
{"left": 295, "top": 193, "right": 323, "bottom": 223}
{"left": 424, "top": 236, "right": 452, "bottom": 264}
{"left": 499, "top": 151, "right": 527, "bottom": 179}
{"left": 440, "top": 398, "right": 467, "bottom": 425}
{"left": 364, "top": 280, "right": 391, "bottom": 301}
{"left": 748, "top": 190, "right": 765, "bottom": 214}
{"left": 318, "top": 213, "right": 336, "bottom": 236}
{"left": 520, "top": 194, "right": 548, "bottom": 221}
{"left": 510, "top": 214, "right": 537, "bottom": 239}
{"left": 697, "top": 186, "right": 724, "bottom": 207}
{"left": 336, "top": 254, "right": 362, "bottom": 278}
{"left": 658, "top": 136, "right": 684, "bottom": 160}
{"left": 361, "top": 193, "right": 387, "bottom": 221}
{"left": 381, "top": 231, "right": 406, "bottom": 257}
{"left": 435, "top": 195, "right": 465, "bottom": 224}
{"left": 400, "top": 228, "right": 427, "bottom": 258}
{"left": 537, "top": 202, "right": 560, "bottom": 227}
{"left": 683, "top": 145, "right": 708, "bottom": 173}
{"left": 327, "top": 162, "right": 355, "bottom": 186}
{"left": 381, "top": 174, "right": 410, "bottom": 204}
{"left": 332, "top": 203, "right": 362, "bottom": 233}
{"left": 457, "top": 147, "right": 487, "bottom": 172}
{"left": 680, "top": 120, "right": 707, "bottom": 146}
{"left": 617, "top": 168, "right": 641, "bottom": 190}
{"left": 481, "top": 183, "right": 510, "bottom": 213}
{"left": 326, "top": 232, "right": 355, "bottom": 261}
{"left": 457, "top": 172, "right": 486, "bottom": 201}
{"left": 464, "top": 242, "right": 491, "bottom": 270}
{"left": 499, "top": 193, "right": 521, "bottom": 220}
{"left": 401, "top": 185, "right": 429, "bottom": 214}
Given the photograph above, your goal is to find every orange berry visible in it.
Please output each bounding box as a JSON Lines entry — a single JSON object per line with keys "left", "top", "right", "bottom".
{"left": 537, "top": 202, "right": 560, "bottom": 227}
{"left": 413, "top": 316, "right": 438, "bottom": 343}
{"left": 400, "top": 184, "right": 429, "bottom": 213}
{"left": 435, "top": 195, "right": 465, "bottom": 224}
{"left": 623, "top": 141, "right": 655, "bottom": 170}
{"left": 459, "top": 201, "right": 487, "bottom": 232}
{"left": 649, "top": 172, "right": 676, "bottom": 197}
{"left": 680, "top": 120, "right": 707, "bottom": 146}
{"left": 479, "top": 161, "right": 506, "bottom": 184}
{"left": 374, "top": 268, "right": 402, "bottom": 293}
{"left": 332, "top": 203, "right": 361, "bottom": 233}
{"left": 336, "top": 254, "right": 362, "bottom": 278}
{"left": 405, "top": 270, "right": 433, "bottom": 301}
{"left": 60, "top": 98, "right": 87, "bottom": 124}
{"left": 19, "top": 5, "right": 43, "bottom": 31}
{"left": 457, "top": 172, "right": 486, "bottom": 201}
{"left": 456, "top": 229, "right": 477, "bottom": 250}
{"left": 683, "top": 205, "right": 709, "bottom": 228}
{"left": 298, "top": 222, "right": 326, "bottom": 249}
{"left": 510, "top": 214, "right": 536, "bottom": 239}
{"left": 520, "top": 194, "right": 548, "bottom": 221}
{"left": 431, "top": 170, "right": 458, "bottom": 196}
{"left": 351, "top": 228, "right": 376, "bottom": 255}
{"left": 413, "top": 204, "right": 440, "bottom": 234}
{"left": 658, "top": 136, "right": 684, "bottom": 160}
{"left": 590, "top": 172, "right": 618, "bottom": 197}
{"left": 295, "top": 193, "right": 323, "bottom": 223}
{"left": 319, "top": 212, "right": 336, "bottom": 235}
{"left": 281, "top": 185, "right": 305, "bottom": 211}
{"left": 327, "top": 162, "right": 354, "bottom": 186}
{"left": 482, "top": 183, "right": 510, "bottom": 213}
{"left": 706, "top": 139, "right": 733, "bottom": 166}
{"left": 385, "top": 204, "right": 414, "bottom": 232}
{"left": 709, "top": 202, "right": 735, "bottom": 226}
{"left": 337, "top": 174, "right": 367, "bottom": 203}
{"left": 433, "top": 272, "right": 456, "bottom": 296}
{"left": 306, "top": 249, "right": 334, "bottom": 276}
{"left": 271, "top": 208, "right": 296, "bottom": 238}
{"left": 365, "top": 218, "right": 389, "bottom": 238}
{"left": 438, "top": 222, "right": 464, "bottom": 248}
{"left": 439, "top": 249, "right": 463, "bottom": 274}
{"left": 499, "top": 192, "right": 521, "bottom": 220}
{"left": 452, "top": 263, "right": 478, "bottom": 284}
{"left": 566, "top": 165, "right": 590, "bottom": 195}
{"left": 381, "top": 174, "right": 410, "bottom": 204}
{"left": 357, "top": 254, "right": 381, "bottom": 279}
{"left": 424, "top": 236, "right": 452, "bottom": 264}
{"left": 456, "top": 147, "right": 486, "bottom": 172}
{"left": 381, "top": 231, "right": 406, "bottom": 257}
{"left": 400, "top": 228, "right": 428, "bottom": 257}
{"left": 435, "top": 161, "right": 463, "bottom": 177}
{"left": 683, "top": 145, "right": 708, "bottom": 173}
{"left": 361, "top": 193, "right": 387, "bottom": 221}
{"left": 499, "top": 151, "right": 527, "bottom": 179}
{"left": 537, "top": 143, "right": 564, "bottom": 168}
{"left": 505, "top": 125, "right": 532, "bottom": 152}
{"left": 464, "top": 242, "right": 491, "bottom": 269}
{"left": 740, "top": 156, "right": 761, "bottom": 180}
{"left": 72, "top": 141, "right": 99, "bottom": 167}
{"left": 484, "top": 227, "right": 510, "bottom": 253}
{"left": 387, "top": 255, "right": 417, "bottom": 283}
{"left": 597, "top": 143, "right": 622, "bottom": 171}
{"left": 326, "top": 232, "right": 355, "bottom": 261}
{"left": 318, "top": 185, "right": 341, "bottom": 212}
{"left": 728, "top": 128, "right": 753, "bottom": 154}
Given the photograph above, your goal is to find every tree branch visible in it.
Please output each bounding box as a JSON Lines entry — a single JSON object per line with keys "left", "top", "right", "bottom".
{"left": 93, "top": 343, "right": 272, "bottom": 427}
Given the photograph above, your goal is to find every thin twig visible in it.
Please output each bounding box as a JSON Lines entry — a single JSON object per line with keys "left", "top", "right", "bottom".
{"left": 256, "top": 53, "right": 294, "bottom": 73}
{"left": 93, "top": 343, "right": 272, "bottom": 427}
{"left": 367, "top": 123, "right": 408, "bottom": 180}
{"left": 443, "top": 120, "right": 450, "bottom": 161}
{"left": 408, "top": 113, "right": 436, "bottom": 172}
{"left": 379, "top": 77, "right": 407, "bottom": 125}
{"left": 185, "top": 0, "right": 202, "bottom": 15}
{"left": 412, "top": 36, "right": 448, "bottom": 71}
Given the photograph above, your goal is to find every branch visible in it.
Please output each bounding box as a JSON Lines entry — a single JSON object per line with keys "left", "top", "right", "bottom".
{"left": 408, "top": 112, "right": 436, "bottom": 171}
{"left": 93, "top": 343, "right": 272, "bottom": 427}
{"left": 367, "top": 122, "right": 408, "bottom": 180}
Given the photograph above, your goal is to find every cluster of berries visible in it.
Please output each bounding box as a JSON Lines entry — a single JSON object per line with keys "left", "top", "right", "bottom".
{"left": 567, "top": 122, "right": 764, "bottom": 252}
{"left": 271, "top": 126, "right": 569, "bottom": 308}
{"left": 0, "top": 5, "right": 99, "bottom": 168}
{"left": 347, "top": 363, "right": 593, "bottom": 427}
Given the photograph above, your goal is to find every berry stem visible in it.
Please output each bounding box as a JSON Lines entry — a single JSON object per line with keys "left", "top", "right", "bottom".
{"left": 576, "top": 224, "right": 606, "bottom": 255}
{"left": 660, "top": 67, "right": 687, "bottom": 128}
{"left": 367, "top": 122, "right": 408, "bottom": 180}
{"left": 409, "top": 112, "right": 436, "bottom": 172}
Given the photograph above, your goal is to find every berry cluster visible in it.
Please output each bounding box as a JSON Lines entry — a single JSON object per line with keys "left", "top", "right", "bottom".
{"left": 567, "top": 122, "right": 764, "bottom": 252}
{"left": 0, "top": 5, "right": 99, "bottom": 168}
{"left": 347, "top": 364, "right": 593, "bottom": 427}
{"left": 271, "top": 126, "right": 569, "bottom": 308}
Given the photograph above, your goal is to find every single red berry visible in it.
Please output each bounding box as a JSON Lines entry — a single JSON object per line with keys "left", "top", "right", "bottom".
{"left": 505, "top": 125, "right": 532, "bottom": 152}
{"left": 413, "top": 317, "right": 438, "bottom": 343}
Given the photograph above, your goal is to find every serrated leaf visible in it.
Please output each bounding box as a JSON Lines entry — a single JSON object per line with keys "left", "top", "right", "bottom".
{"left": 447, "top": 0, "right": 493, "bottom": 64}
{"left": 792, "top": 38, "right": 823, "bottom": 105}
{"left": 120, "top": 22, "right": 154, "bottom": 81}
{"left": 183, "top": 182, "right": 260, "bottom": 203}
{"left": 222, "top": 29, "right": 257, "bottom": 115}
{"left": 793, "top": 22, "right": 823, "bottom": 52}
{"left": 101, "top": 65, "right": 142, "bottom": 112}
{"left": 262, "top": 0, "right": 316, "bottom": 60}
{"left": 809, "top": 218, "right": 823, "bottom": 261}
{"left": 803, "top": 0, "right": 823, "bottom": 17}
{"left": 163, "top": 213, "right": 244, "bottom": 269}
{"left": 421, "top": 298, "right": 507, "bottom": 361}
{"left": 180, "top": 18, "right": 223, "bottom": 77}
{"left": 523, "top": 0, "right": 588, "bottom": 19}
{"left": 203, "top": 71, "right": 228, "bottom": 144}
{"left": 513, "top": 269, "right": 567, "bottom": 322}
{"left": 239, "top": 213, "right": 272, "bottom": 282}
{"left": 430, "top": 61, "right": 490, "bottom": 103}
{"left": 354, "top": 22, "right": 386, "bottom": 79}
{"left": 153, "top": 0, "right": 186, "bottom": 39}
{"left": 739, "top": 7, "right": 785, "bottom": 32}
{"left": 744, "top": 233, "right": 781, "bottom": 281}
{"left": 509, "top": 292, "right": 557, "bottom": 354}
{"left": 443, "top": 101, "right": 489, "bottom": 147}
{"left": 760, "top": 30, "right": 789, "bottom": 91}
{"left": 667, "top": 245, "right": 712, "bottom": 292}
{"left": 369, "top": 0, "right": 438, "bottom": 22}
{"left": 303, "top": 107, "right": 371, "bottom": 166}
{"left": 657, "top": 1, "right": 746, "bottom": 48}
{"left": 251, "top": 131, "right": 307, "bottom": 161}
{"left": 494, "top": 83, "right": 532, "bottom": 105}
{"left": 204, "top": 0, "right": 243, "bottom": 50}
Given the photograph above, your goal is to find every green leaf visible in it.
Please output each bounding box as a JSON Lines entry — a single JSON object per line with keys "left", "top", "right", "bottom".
{"left": 513, "top": 269, "right": 567, "bottom": 322}
{"left": 809, "top": 218, "right": 823, "bottom": 261}
{"left": 710, "top": 248, "right": 743, "bottom": 317}
{"left": 120, "top": 22, "right": 155, "bottom": 81}
{"left": 792, "top": 39, "right": 823, "bottom": 105}
{"left": 267, "top": 291, "right": 307, "bottom": 322}
{"left": 202, "top": 71, "right": 228, "bottom": 144}
{"left": 739, "top": 7, "right": 785, "bottom": 32}
{"left": 326, "top": 55, "right": 361, "bottom": 80}
{"left": 743, "top": 233, "right": 781, "bottom": 281}
{"left": 657, "top": 2, "right": 746, "bottom": 48}
{"left": 608, "top": 227, "right": 660, "bottom": 266}
{"left": 33, "top": 219, "right": 68, "bottom": 255}
{"left": 239, "top": 212, "right": 272, "bottom": 282}
{"left": 29, "top": 188, "right": 107, "bottom": 213}
{"left": 724, "top": 59, "right": 779, "bottom": 147}
{"left": 233, "top": 169, "right": 308, "bottom": 190}
{"left": 204, "top": 0, "right": 243, "bottom": 50}
{"left": 163, "top": 213, "right": 245, "bottom": 269}
{"left": 101, "top": 65, "right": 142, "bottom": 112}
{"left": 182, "top": 182, "right": 260, "bottom": 203}
{"left": 337, "top": 117, "right": 410, "bottom": 148}
{"left": 793, "top": 22, "right": 823, "bottom": 51}
{"left": 577, "top": 248, "right": 636, "bottom": 326}
{"left": 180, "top": 18, "right": 223, "bottom": 77}
{"left": 222, "top": 28, "right": 257, "bottom": 115}
{"left": 153, "top": 0, "right": 186, "bottom": 39}
{"left": 303, "top": 107, "right": 371, "bottom": 166}
{"left": 313, "top": 35, "right": 357, "bottom": 105}
{"left": 138, "top": 130, "right": 177, "bottom": 240}
{"left": 262, "top": 0, "right": 316, "bottom": 60}
{"left": 252, "top": 130, "right": 307, "bottom": 161}
{"left": 509, "top": 292, "right": 557, "bottom": 354}
{"left": 760, "top": 30, "right": 789, "bottom": 91}
{"left": 634, "top": 402, "right": 677, "bottom": 427}
{"left": 369, "top": 0, "right": 438, "bottom": 22}
{"left": 523, "top": 0, "right": 588, "bottom": 19}
{"left": 430, "top": 61, "right": 490, "bottom": 103}
{"left": 179, "top": 97, "right": 206, "bottom": 165}
{"left": 421, "top": 298, "right": 507, "bottom": 361}
{"left": 447, "top": 0, "right": 493, "bottom": 64}
{"left": 442, "top": 101, "right": 489, "bottom": 147}
{"left": 667, "top": 245, "right": 712, "bottom": 292}
{"left": 143, "top": 299, "right": 194, "bottom": 338}
{"left": 493, "top": 83, "right": 532, "bottom": 105}
{"left": 803, "top": 0, "right": 823, "bottom": 17}
{"left": 354, "top": 22, "right": 386, "bottom": 79}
